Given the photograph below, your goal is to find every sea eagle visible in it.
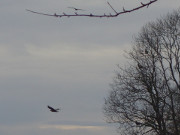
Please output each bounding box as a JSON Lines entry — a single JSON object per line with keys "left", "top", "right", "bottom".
{"left": 47, "top": 105, "right": 60, "bottom": 112}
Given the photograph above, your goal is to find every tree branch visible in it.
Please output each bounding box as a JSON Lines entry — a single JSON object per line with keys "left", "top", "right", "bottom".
{"left": 26, "top": 0, "right": 158, "bottom": 18}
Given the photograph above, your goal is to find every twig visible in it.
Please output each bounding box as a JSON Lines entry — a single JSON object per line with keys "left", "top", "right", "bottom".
{"left": 26, "top": 9, "right": 55, "bottom": 17}
{"left": 107, "top": 2, "right": 118, "bottom": 14}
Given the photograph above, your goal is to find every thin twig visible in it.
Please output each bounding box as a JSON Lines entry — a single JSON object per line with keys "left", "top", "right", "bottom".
{"left": 26, "top": 9, "right": 55, "bottom": 17}
{"left": 107, "top": 1, "right": 118, "bottom": 14}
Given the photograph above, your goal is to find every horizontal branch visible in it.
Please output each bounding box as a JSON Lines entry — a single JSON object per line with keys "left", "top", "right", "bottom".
{"left": 26, "top": 0, "right": 158, "bottom": 18}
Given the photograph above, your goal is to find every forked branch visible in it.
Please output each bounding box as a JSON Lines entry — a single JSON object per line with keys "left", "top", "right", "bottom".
{"left": 26, "top": 0, "right": 158, "bottom": 18}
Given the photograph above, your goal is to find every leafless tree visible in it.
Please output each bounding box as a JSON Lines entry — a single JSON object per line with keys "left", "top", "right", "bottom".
{"left": 26, "top": 0, "right": 157, "bottom": 18}
{"left": 104, "top": 9, "right": 180, "bottom": 135}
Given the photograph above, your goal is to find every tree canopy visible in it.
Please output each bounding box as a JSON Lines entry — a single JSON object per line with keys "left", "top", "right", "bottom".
{"left": 104, "top": 9, "right": 180, "bottom": 135}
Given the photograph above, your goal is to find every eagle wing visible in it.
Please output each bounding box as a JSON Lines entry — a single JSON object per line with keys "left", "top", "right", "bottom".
{"left": 47, "top": 105, "right": 54, "bottom": 110}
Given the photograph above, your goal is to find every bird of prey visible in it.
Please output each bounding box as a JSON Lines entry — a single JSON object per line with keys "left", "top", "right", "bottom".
{"left": 138, "top": 63, "right": 143, "bottom": 69}
{"left": 145, "top": 48, "right": 148, "bottom": 54}
{"left": 68, "top": 7, "right": 85, "bottom": 11}
{"left": 135, "top": 121, "right": 141, "bottom": 125}
{"left": 47, "top": 105, "right": 60, "bottom": 112}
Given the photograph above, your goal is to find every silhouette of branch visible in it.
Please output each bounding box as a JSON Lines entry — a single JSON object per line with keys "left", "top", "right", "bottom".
{"left": 26, "top": 0, "right": 158, "bottom": 18}
{"left": 107, "top": 2, "right": 118, "bottom": 14}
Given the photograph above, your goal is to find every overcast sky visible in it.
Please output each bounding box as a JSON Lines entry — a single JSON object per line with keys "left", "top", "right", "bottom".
{"left": 0, "top": 0, "right": 179, "bottom": 135}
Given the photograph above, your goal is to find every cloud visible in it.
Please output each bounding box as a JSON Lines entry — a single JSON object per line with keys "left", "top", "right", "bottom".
{"left": 0, "top": 123, "right": 117, "bottom": 135}
{"left": 24, "top": 42, "right": 126, "bottom": 59}
{"left": 40, "top": 124, "right": 104, "bottom": 131}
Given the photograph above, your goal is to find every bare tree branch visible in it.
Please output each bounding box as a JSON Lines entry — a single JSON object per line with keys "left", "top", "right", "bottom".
{"left": 26, "top": 0, "right": 158, "bottom": 18}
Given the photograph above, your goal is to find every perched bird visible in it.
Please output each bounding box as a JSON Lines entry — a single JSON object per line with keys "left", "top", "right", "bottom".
{"left": 138, "top": 63, "right": 143, "bottom": 69}
{"left": 68, "top": 7, "right": 85, "bottom": 11}
{"left": 47, "top": 105, "right": 60, "bottom": 112}
{"left": 135, "top": 121, "right": 141, "bottom": 125}
{"left": 145, "top": 48, "right": 148, "bottom": 54}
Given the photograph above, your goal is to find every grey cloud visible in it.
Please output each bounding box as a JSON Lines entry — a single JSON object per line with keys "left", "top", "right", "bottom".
{"left": 0, "top": 0, "right": 179, "bottom": 135}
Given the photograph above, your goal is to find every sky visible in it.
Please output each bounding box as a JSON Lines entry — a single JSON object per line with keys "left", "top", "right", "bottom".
{"left": 0, "top": 0, "right": 179, "bottom": 135}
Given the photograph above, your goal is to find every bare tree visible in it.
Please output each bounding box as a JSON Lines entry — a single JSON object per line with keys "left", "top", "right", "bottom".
{"left": 104, "top": 9, "right": 180, "bottom": 135}
{"left": 26, "top": 0, "right": 157, "bottom": 18}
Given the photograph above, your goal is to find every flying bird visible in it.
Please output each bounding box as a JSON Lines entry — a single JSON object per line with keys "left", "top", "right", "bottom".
{"left": 68, "top": 7, "right": 85, "bottom": 11}
{"left": 47, "top": 105, "right": 60, "bottom": 112}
